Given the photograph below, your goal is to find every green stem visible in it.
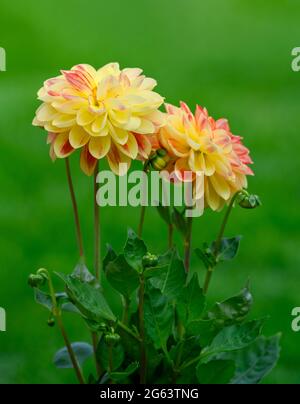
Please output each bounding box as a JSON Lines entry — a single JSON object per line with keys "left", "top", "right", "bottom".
{"left": 44, "top": 270, "right": 85, "bottom": 384}
{"left": 138, "top": 205, "right": 146, "bottom": 239}
{"left": 65, "top": 158, "right": 85, "bottom": 259}
{"left": 117, "top": 321, "right": 141, "bottom": 342}
{"left": 184, "top": 216, "right": 193, "bottom": 272}
{"left": 139, "top": 275, "right": 146, "bottom": 384}
{"left": 203, "top": 192, "right": 239, "bottom": 295}
{"left": 91, "top": 332, "right": 102, "bottom": 377}
{"left": 94, "top": 162, "right": 101, "bottom": 281}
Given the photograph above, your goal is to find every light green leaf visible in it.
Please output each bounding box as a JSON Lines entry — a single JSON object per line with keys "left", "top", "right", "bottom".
{"left": 229, "top": 335, "right": 281, "bottom": 384}
{"left": 199, "top": 319, "right": 265, "bottom": 364}
{"left": 54, "top": 342, "right": 93, "bottom": 369}
{"left": 56, "top": 273, "right": 115, "bottom": 322}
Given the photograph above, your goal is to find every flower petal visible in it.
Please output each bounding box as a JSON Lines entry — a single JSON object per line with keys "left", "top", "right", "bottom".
{"left": 107, "top": 143, "right": 131, "bottom": 176}
{"left": 69, "top": 126, "right": 90, "bottom": 148}
{"left": 53, "top": 133, "right": 74, "bottom": 158}
{"left": 80, "top": 146, "right": 98, "bottom": 176}
{"left": 88, "top": 136, "right": 111, "bottom": 159}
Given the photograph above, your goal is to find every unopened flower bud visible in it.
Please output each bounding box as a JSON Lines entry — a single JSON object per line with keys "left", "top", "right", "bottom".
{"left": 28, "top": 274, "right": 46, "bottom": 288}
{"left": 105, "top": 333, "right": 121, "bottom": 345}
{"left": 47, "top": 318, "right": 55, "bottom": 327}
{"left": 142, "top": 252, "right": 159, "bottom": 268}
{"left": 150, "top": 149, "right": 171, "bottom": 171}
{"left": 237, "top": 192, "right": 261, "bottom": 209}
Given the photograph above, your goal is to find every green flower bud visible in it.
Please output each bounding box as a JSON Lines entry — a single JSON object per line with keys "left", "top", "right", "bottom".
{"left": 47, "top": 318, "right": 55, "bottom": 327}
{"left": 28, "top": 274, "right": 46, "bottom": 288}
{"left": 105, "top": 333, "right": 121, "bottom": 345}
{"left": 237, "top": 192, "right": 261, "bottom": 209}
{"left": 150, "top": 149, "right": 171, "bottom": 171}
{"left": 142, "top": 252, "right": 159, "bottom": 268}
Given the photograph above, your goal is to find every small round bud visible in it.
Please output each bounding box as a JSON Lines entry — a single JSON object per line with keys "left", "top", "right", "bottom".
{"left": 142, "top": 252, "right": 159, "bottom": 269}
{"left": 47, "top": 318, "right": 55, "bottom": 327}
{"left": 238, "top": 192, "right": 261, "bottom": 209}
{"left": 150, "top": 149, "right": 171, "bottom": 171}
{"left": 28, "top": 274, "right": 46, "bottom": 288}
{"left": 105, "top": 333, "right": 121, "bottom": 345}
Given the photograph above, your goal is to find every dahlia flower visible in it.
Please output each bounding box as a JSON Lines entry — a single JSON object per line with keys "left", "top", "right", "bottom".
{"left": 157, "top": 102, "right": 254, "bottom": 210}
{"left": 33, "top": 63, "right": 164, "bottom": 175}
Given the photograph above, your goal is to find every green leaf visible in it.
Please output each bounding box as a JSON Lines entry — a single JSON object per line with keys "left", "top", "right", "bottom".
{"left": 186, "top": 319, "right": 219, "bottom": 346}
{"left": 109, "top": 362, "right": 139, "bottom": 382}
{"left": 172, "top": 207, "right": 187, "bottom": 237}
{"left": 195, "top": 247, "right": 216, "bottom": 270}
{"left": 177, "top": 274, "right": 206, "bottom": 327}
{"left": 124, "top": 229, "right": 147, "bottom": 271}
{"left": 212, "top": 236, "right": 242, "bottom": 262}
{"left": 103, "top": 245, "right": 117, "bottom": 272}
{"left": 207, "top": 287, "right": 253, "bottom": 327}
{"left": 96, "top": 338, "right": 124, "bottom": 372}
{"left": 56, "top": 273, "right": 115, "bottom": 322}
{"left": 53, "top": 342, "right": 93, "bottom": 369}
{"left": 150, "top": 250, "right": 186, "bottom": 301}
{"left": 197, "top": 360, "right": 236, "bottom": 384}
{"left": 228, "top": 335, "right": 281, "bottom": 384}
{"left": 144, "top": 283, "right": 174, "bottom": 352}
{"left": 106, "top": 254, "right": 140, "bottom": 299}
{"left": 156, "top": 203, "right": 172, "bottom": 225}
{"left": 34, "top": 289, "right": 79, "bottom": 314}
{"left": 199, "top": 319, "right": 265, "bottom": 364}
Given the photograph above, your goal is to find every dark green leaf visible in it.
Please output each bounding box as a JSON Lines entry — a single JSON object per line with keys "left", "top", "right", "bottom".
{"left": 124, "top": 229, "right": 147, "bottom": 271}
{"left": 197, "top": 360, "right": 235, "bottom": 384}
{"left": 106, "top": 254, "right": 139, "bottom": 299}
{"left": 103, "top": 245, "right": 117, "bottom": 272}
{"left": 56, "top": 273, "right": 115, "bottom": 322}
{"left": 186, "top": 319, "right": 219, "bottom": 346}
{"left": 109, "top": 362, "right": 139, "bottom": 382}
{"left": 172, "top": 207, "right": 187, "bottom": 237}
{"left": 206, "top": 287, "right": 253, "bottom": 326}
{"left": 195, "top": 248, "right": 216, "bottom": 270}
{"left": 96, "top": 338, "right": 124, "bottom": 372}
{"left": 150, "top": 250, "right": 186, "bottom": 301}
{"left": 156, "top": 203, "right": 172, "bottom": 225}
{"left": 177, "top": 274, "right": 206, "bottom": 327}
{"left": 199, "top": 319, "right": 265, "bottom": 364}
{"left": 34, "top": 289, "right": 78, "bottom": 313}
{"left": 144, "top": 284, "right": 174, "bottom": 352}
{"left": 212, "top": 236, "right": 242, "bottom": 262}
{"left": 53, "top": 342, "right": 93, "bottom": 369}
{"left": 228, "top": 335, "right": 281, "bottom": 384}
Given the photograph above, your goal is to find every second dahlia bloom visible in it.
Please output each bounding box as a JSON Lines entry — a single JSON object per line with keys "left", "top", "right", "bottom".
{"left": 33, "top": 63, "right": 164, "bottom": 175}
{"left": 157, "top": 102, "right": 254, "bottom": 211}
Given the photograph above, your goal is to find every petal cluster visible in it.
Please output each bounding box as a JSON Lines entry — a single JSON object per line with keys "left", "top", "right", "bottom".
{"left": 158, "top": 102, "right": 254, "bottom": 210}
{"left": 33, "top": 63, "right": 164, "bottom": 175}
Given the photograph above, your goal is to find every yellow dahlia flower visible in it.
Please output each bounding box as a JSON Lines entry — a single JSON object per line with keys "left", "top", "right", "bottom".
{"left": 158, "top": 102, "right": 254, "bottom": 211}
{"left": 33, "top": 63, "right": 164, "bottom": 175}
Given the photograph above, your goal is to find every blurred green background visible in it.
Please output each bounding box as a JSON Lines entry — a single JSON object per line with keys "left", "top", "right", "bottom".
{"left": 0, "top": 0, "right": 300, "bottom": 384}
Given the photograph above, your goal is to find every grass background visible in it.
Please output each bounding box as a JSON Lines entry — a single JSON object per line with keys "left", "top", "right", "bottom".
{"left": 0, "top": 0, "right": 300, "bottom": 384}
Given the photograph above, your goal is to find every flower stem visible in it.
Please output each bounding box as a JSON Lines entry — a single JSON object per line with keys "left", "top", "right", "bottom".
{"left": 65, "top": 158, "right": 84, "bottom": 259}
{"left": 94, "top": 162, "right": 101, "bottom": 281}
{"left": 45, "top": 270, "right": 85, "bottom": 384}
{"left": 203, "top": 193, "right": 239, "bottom": 295}
{"left": 138, "top": 206, "right": 146, "bottom": 239}
{"left": 184, "top": 216, "right": 193, "bottom": 272}
{"left": 138, "top": 275, "right": 146, "bottom": 384}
